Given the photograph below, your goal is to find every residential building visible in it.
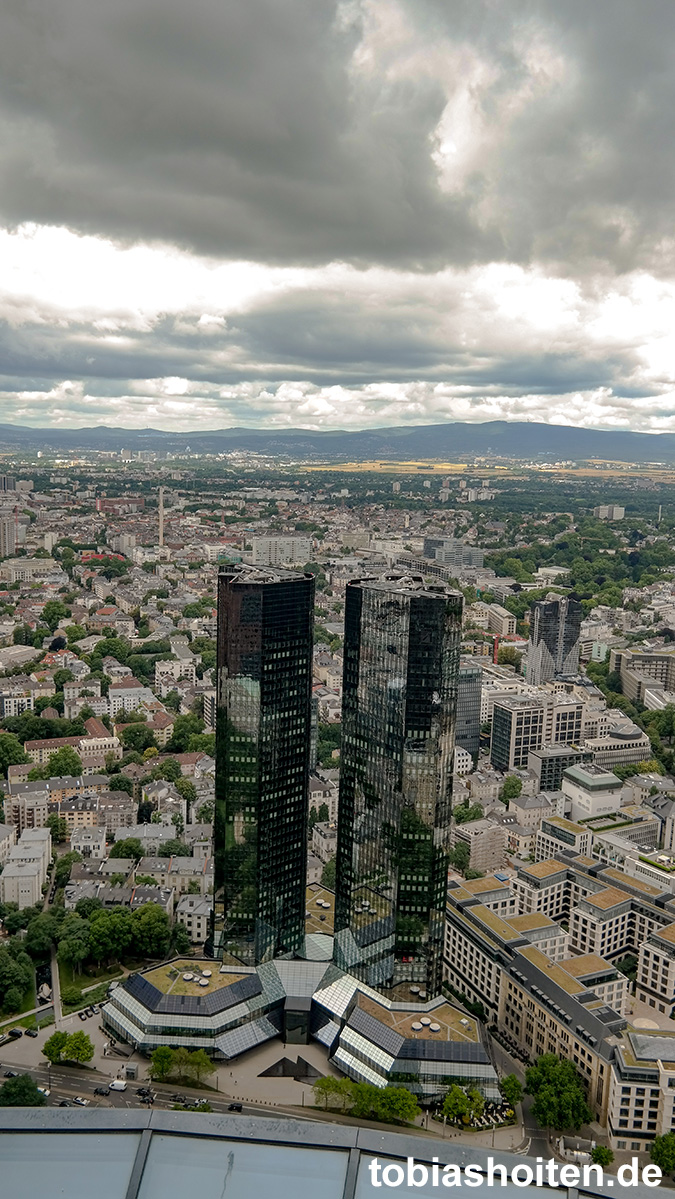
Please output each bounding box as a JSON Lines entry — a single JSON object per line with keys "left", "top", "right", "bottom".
{"left": 176, "top": 895, "right": 212, "bottom": 945}
{"left": 250, "top": 536, "right": 311, "bottom": 566}
{"left": 312, "top": 822, "right": 337, "bottom": 864}
{"left": 70, "top": 827, "right": 107, "bottom": 859}
{"left": 594, "top": 505, "right": 625, "bottom": 520}
{"left": 0, "top": 860, "right": 42, "bottom": 908}
{"left": 0, "top": 823, "right": 16, "bottom": 865}
{"left": 527, "top": 595, "right": 583, "bottom": 685}
{"left": 214, "top": 564, "right": 314, "bottom": 964}
{"left": 334, "top": 575, "right": 462, "bottom": 996}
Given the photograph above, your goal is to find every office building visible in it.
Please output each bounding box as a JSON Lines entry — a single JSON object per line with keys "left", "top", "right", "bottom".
{"left": 455, "top": 657, "right": 482, "bottom": 757}
{"left": 214, "top": 565, "right": 315, "bottom": 965}
{"left": 527, "top": 744, "right": 592, "bottom": 792}
{"left": 490, "top": 697, "right": 547, "bottom": 771}
{"left": 334, "top": 574, "right": 462, "bottom": 997}
{"left": 527, "top": 595, "right": 583, "bottom": 685}
{"left": 422, "top": 537, "right": 484, "bottom": 570}
{"left": 0, "top": 515, "right": 16, "bottom": 559}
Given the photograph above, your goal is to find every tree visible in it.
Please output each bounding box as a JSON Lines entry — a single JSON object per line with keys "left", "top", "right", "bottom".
{"left": 23, "top": 913, "right": 60, "bottom": 958}
{"left": 53, "top": 668, "right": 75, "bottom": 689}
{"left": 108, "top": 774, "right": 134, "bottom": 795}
{"left": 109, "top": 838, "right": 144, "bottom": 861}
{"left": 46, "top": 813, "right": 68, "bottom": 844}
{"left": 0, "top": 1074, "right": 46, "bottom": 1107}
{"left": 500, "top": 775, "right": 523, "bottom": 801}
{"left": 158, "top": 757, "right": 181, "bottom": 782}
{"left": 121, "top": 725, "right": 157, "bottom": 754}
{"left": 63, "top": 1030, "right": 94, "bottom": 1064}
{"left": 42, "top": 601, "right": 71, "bottom": 633}
{"left": 150, "top": 1046, "right": 175, "bottom": 1081}
{"left": 591, "top": 1147, "right": 614, "bottom": 1167}
{"left": 443, "top": 1084, "right": 470, "bottom": 1123}
{"left": 0, "top": 733, "right": 28, "bottom": 777}
{"left": 47, "top": 746, "right": 83, "bottom": 777}
{"left": 172, "top": 924, "right": 192, "bottom": 955}
{"left": 54, "top": 851, "right": 82, "bottom": 889}
{"left": 75, "top": 897, "right": 103, "bottom": 920}
{"left": 130, "top": 903, "right": 171, "bottom": 958}
{"left": 157, "top": 838, "right": 190, "bottom": 857}
{"left": 56, "top": 913, "right": 90, "bottom": 973}
{"left": 651, "top": 1132, "right": 675, "bottom": 1176}
{"left": 525, "top": 1054, "right": 592, "bottom": 1132}
{"left": 321, "top": 858, "right": 336, "bottom": 888}
{"left": 499, "top": 1074, "right": 523, "bottom": 1107}
{"left": 175, "top": 778, "right": 196, "bottom": 808}
{"left": 197, "top": 800, "right": 214, "bottom": 823}
{"left": 313, "top": 1076, "right": 342, "bottom": 1110}
{"left": 448, "top": 841, "right": 470, "bottom": 875}
{"left": 187, "top": 1049, "right": 215, "bottom": 1084}
{"left": 43, "top": 1030, "right": 69, "bottom": 1064}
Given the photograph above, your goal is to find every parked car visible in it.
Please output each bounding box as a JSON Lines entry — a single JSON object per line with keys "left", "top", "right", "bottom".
{"left": 58, "top": 1100, "right": 74, "bottom": 1107}
{"left": 94, "top": 1087, "right": 110, "bottom": 1096}
{"left": 73, "top": 1097, "right": 90, "bottom": 1106}
{"left": 228, "top": 1103, "right": 243, "bottom": 1113}
{"left": 37, "top": 1087, "right": 50, "bottom": 1097}
{"left": 78, "top": 1011, "right": 88, "bottom": 1021}
{"left": 91, "top": 1005, "right": 100, "bottom": 1014}
{"left": 25, "top": 1028, "right": 39, "bottom": 1038}
{"left": 3, "top": 1070, "right": 17, "bottom": 1078}
{"left": 8, "top": 1029, "right": 22, "bottom": 1039}
{"left": 86, "top": 1007, "right": 95, "bottom": 1017}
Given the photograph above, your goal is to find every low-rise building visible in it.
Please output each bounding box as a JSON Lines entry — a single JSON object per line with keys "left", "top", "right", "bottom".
{"left": 175, "top": 894, "right": 212, "bottom": 944}
{"left": 70, "top": 827, "right": 107, "bottom": 859}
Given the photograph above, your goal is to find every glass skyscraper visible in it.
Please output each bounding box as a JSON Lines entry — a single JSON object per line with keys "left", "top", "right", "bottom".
{"left": 527, "top": 595, "right": 583, "bottom": 684}
{"left": 214, "top": 565, "right": 315, "bottom": 965}
{"left": 334, "top": 575, "right": 463, "bottom": 998}
{"left": 456, "top": 657, "right": 483, "bottom": 758}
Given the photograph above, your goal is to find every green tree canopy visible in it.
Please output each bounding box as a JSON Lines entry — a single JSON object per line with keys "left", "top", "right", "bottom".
{"left": 109, "top": 838, "right": 144, "bottom": 861}
{"left": 0, "top": 1074, "right": 46, "bottom": 1107}
{"left": 651, "top": 1132, "right": 675, "bottom": 1175}
{"left": 525, "top": 1053, "right": 592, "bottom": 1132}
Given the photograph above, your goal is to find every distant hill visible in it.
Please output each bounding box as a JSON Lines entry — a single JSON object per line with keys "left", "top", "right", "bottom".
{"left": 0, "top": 419, "right": 673, "bottom": 462}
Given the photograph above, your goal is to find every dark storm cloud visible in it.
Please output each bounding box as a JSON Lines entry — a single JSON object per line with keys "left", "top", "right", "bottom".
{"left": 2, "top": 0, "right": 675, "bottom": 272}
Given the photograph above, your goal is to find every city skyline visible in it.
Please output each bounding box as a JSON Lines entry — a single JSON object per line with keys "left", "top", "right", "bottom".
{"left": 1, "top": 3, "right": 675, "bottom": 433}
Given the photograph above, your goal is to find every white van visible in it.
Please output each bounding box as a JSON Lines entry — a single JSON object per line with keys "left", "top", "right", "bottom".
{"left": 109, "top": 1079, "right": 127, "bottom": 1091}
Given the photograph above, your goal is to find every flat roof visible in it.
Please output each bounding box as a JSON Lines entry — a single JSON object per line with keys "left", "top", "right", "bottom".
{"left": 653, "top": 921, "right": 675, "bottom": 945}
{"left": 561, "top": 954, "right": 616, "bottom": 978}
{"left": 583, "top": 887, "right": 631, "bottom": 911}
{"left": 143, "top": 960, "right": 246, "bottom": 997}
{"left": 458, "top": 875, "right": 511, "bottom": 895}
{"left": 506, "top": 913, "right": 558, "bottom": 932}
{"left": 520, "top": 859, "right": 567, "bottom": 879}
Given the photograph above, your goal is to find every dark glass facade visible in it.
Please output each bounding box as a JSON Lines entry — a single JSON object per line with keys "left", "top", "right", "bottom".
{"left": 334, "top": 575, "right": 462, "bottom": 998}
{"left": 214, "top": 565, "right": 315, "bottom": 965}
{"left": 456, "top": 657, "right": 482, "bottom": 758}
{"left": 527, "top": 596, "right": 583, "bottom": 684}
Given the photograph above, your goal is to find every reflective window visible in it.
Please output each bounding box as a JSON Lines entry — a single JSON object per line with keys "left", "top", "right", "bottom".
{"left": 0, "top": 1132, "right": 139, "bottom": 1199}
{"left": 139, "top": 1134, "right": 348, "bottom": 1199}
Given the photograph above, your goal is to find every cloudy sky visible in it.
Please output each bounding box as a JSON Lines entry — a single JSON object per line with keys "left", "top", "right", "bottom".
{"left": 2, "top": 0, "right": 675, "bottom": 432}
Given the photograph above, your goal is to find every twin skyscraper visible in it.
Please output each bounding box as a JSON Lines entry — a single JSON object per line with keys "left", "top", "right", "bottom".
{"left": 214, "top": 565, "right": 463, "bottom": 999}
